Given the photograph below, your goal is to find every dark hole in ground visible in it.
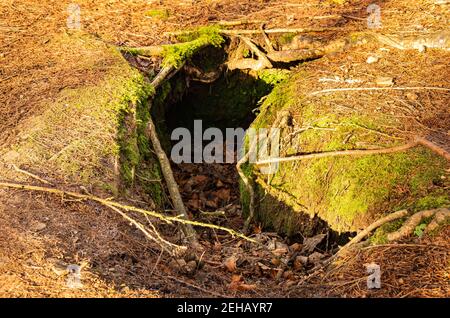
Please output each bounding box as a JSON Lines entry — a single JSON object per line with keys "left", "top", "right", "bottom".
{"left": 126, "top": 45, "right": 354, "bottom": 251}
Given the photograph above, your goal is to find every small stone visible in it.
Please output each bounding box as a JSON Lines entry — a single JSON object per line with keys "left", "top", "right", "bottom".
{"left": 47, "top": 258, "right": 68, "bottom": 276}
{"left": 272, "top": 247, "right": 289, "bottom": 256}
{"left": 366, "top": 55, "right": 379, "bottom": 64}
{"left": 2, "top": 150, "right": 20, "bottom": 163}
{"left": 284, "top": 280, "right": 296, "bottom": 288}
{"left": 283, "top": 270, "right": 294, "bottom": 280}
{"left": 271, "top": 257, "right": 281, "bottom": 266}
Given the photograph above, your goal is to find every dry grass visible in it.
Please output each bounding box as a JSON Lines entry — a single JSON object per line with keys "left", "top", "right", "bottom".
{"left": 296, "top": 226, "right": 450, "bottom": 298}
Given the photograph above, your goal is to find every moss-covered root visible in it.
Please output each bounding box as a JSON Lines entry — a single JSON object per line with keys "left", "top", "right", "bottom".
{"left": 387, "top": 208, "right": 450, "bottom": 241}
{"left": 121, "top": 26, "right": 225, "bottom": 68}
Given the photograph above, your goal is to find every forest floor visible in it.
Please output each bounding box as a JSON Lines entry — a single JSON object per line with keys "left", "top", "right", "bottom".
{"left": 0, "top": 0, "right": 449, "bottom": 297}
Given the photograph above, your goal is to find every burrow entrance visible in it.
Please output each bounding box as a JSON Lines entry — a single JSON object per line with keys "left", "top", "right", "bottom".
{"left": 126, "top": 45, "right": 353, "bottom": 250}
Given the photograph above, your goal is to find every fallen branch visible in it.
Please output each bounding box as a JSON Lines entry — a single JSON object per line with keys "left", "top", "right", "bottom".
{"left": 146, "top": 118, "right": 199, "bottom": 246}
{"left": 0, "top": 182, "right": 256, "bottom": 243}
{"left": 267, "top": 48, "right": 325, "bottom": 63}
{"left": 214, "top": 20, "right": 265, "bottom": 27}
{"left": 146, "top": 65, "right": 201, "bottom": 246}
{"left": 426, "top": 209, "right": 450, "bottom": 233}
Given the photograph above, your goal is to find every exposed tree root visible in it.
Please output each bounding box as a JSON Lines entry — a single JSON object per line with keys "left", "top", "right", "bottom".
{"left": 237, "top": 140, "right": 257, "bottom": 234}
{"left": 255, "top": 140, "right": 419, "bottom": 166}
{"left": 227, "top": 36, "right": 272, "bottom": 71}
{"left": 119, "top": 45, "right": 164, "bottom": 57}
{"left": 239, "top": 111, "right": 292, "bottom": 232}
{"left": 387, "top": 208, "right": 450, "bottom": 241}
{"left": 184, "top": 65, "right": 223, "bottom": 83}
{"left": 340, "top": 210, "right": 409, "bottom": 252}
{"left": 317, "top": 208, "right": 448, "bottom": 271}
{"left": 260, "top": 24, "right": 275, "bottom": 53}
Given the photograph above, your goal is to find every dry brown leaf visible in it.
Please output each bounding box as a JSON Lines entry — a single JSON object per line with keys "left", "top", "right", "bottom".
{"left": 223, "top": 255, "right": 238, "bottom": 272}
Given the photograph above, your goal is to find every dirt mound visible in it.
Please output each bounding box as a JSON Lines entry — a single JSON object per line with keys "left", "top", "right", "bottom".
{"left": 247, "top": 40, "right": 449, "bottom": 234}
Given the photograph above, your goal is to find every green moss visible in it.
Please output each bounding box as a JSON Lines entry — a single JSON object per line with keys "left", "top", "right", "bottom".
{"left": 6, "top": 33, "right": 165, "bottom": 207}
{"left": 145, "top": 9, "right": 169, "bottom": 20}
{"left": 258, "top": 69, "right": 291, "bottom": 86}
{"left": 277, "top": 33, "right": 296, "bottom": 46}
{"left": 370, "top": 218, "right": 405, "bottom": 245}
{"left": 162, "top": 26, "right": 224, "bottom": 68}
{"left": 245, "top": 66, "right": 448, "bottom": 234}
{"left": 413, "top": 195, "right": 450, "bottom": 211}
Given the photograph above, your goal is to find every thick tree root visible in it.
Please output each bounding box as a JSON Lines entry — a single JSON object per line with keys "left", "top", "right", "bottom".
{"left": 341, "top": 210, "right": 409, "bottom": 251}
{"left": 387, "top": 208, "right": 450, "bottom": 241}
{"left": 227, "top": 36, "right": 272, "bottom": 71}
{"left": 184, "top": 65, "right": 223, "bottom": 83}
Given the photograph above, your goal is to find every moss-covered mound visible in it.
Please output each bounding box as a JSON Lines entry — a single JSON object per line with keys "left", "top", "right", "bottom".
{"left": 244, "top": 44, "right": 449, "bottom": 236}
{"left": 0, "top": 33, "right": 162, "bottom": 202}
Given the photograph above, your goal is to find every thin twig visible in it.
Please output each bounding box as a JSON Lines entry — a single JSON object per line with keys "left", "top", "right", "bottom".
{"left": 165, "top": 27, "right": 347, "bottom": 37}
{"left": 11, "top": 164, "right": 52, "bottom": 185}
{"left": 106, "top": 204, "right": 185, "bottom": 255}
{"left": 415, "top": 136, "right": 450, "bottom": 161}
{"left": 0, "top": 182, "right": 256, "bottom": 243}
